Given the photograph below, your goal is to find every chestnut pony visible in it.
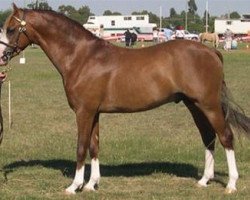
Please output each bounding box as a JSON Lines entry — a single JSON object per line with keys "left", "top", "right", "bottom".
{"left": 0, "top": 5, "right": 250, "bottom": 195}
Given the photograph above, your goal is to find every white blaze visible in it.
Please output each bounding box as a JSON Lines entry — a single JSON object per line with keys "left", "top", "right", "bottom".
{"left": 0, "top": 29, "right": 9, "bottom": 65}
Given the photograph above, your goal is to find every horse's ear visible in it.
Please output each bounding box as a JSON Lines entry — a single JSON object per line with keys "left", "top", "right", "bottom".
{"left": 12, "top": 3, "right": 19, "bottom": 12}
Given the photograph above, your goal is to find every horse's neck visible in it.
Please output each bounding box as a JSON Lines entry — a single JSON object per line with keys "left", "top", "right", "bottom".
{"left": 29, "top": 11, "right": 96, "bottom": 77}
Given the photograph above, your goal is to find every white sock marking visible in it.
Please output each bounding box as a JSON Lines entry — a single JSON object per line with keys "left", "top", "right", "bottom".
{"left": 65, "top": 165, "right": 85, "bottom": 194}
{"left": 198, "top": 149, "right": 214, "bottom": 187}
{"left": 84, "top": 158, "right": 100, "bottom": 190}
{"left": 225, "top": 149, "right": 238, "bottom": 191}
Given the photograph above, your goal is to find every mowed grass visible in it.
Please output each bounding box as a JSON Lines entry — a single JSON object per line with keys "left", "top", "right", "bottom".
{"left": 0, "top": 42, "right": 250, "bottom": 199}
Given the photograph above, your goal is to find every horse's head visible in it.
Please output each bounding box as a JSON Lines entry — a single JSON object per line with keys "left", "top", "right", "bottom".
{"left": 0, "top": 4, "right": 32, "bottom": 66}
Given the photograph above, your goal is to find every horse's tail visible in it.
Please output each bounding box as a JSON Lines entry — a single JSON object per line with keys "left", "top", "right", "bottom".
{"left": 221, "top": 83, "right": 250, "bottom": 137}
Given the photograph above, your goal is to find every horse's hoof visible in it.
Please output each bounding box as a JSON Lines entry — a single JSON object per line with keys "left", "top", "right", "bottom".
{"left": 224, "top": 188, "right": 237, "bottom": 194}
{"left": 196, "top": 183, "right": 206, "bottom": 188}
{"left": 196, "top": 180, "right": 207, "bottom": 188}
{"left": 84, "top": 186, "right": 95, "bottom": 191}
{"left": 65, "top": 183, "right": 84, "bottom": 195}
{"left": 84, "top": 184, "right": 97, "bottom": 192}
{"left": 64, "top": 189, "right": 76, "bottom": 195}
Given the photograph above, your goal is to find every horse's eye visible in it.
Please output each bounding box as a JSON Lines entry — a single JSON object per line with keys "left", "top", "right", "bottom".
{"left": 6, "top": 27, "right": 15, "bottom": 35}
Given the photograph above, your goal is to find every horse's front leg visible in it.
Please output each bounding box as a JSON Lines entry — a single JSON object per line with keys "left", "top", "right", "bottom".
{"left": 84, "top": 113, "right": 101, "bottom": 191}
{"left": 65, "top": 110, "right": 95, "bottom": 194}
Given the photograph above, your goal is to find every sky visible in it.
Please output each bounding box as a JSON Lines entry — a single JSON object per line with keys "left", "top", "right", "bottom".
{"left": 0, "top": 0, "right": 249, "bottom": 17}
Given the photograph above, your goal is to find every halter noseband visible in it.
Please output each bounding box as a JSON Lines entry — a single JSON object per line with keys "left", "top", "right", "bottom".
{"left": 0, "top": 11, "right": 31, "bottom": 62}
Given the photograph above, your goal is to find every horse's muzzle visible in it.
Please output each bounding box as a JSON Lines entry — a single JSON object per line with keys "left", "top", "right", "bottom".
{"left": 0, "top": 52, "right": 10, "bottom": 66}
{"left": 0, "top": 43, "right": 20, "bottom": 66}
{"left": 0, "top": 47, "right": 16, "bottom": 66}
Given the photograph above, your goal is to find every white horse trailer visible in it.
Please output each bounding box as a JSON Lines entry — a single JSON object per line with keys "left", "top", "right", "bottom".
{"left": 83, "top": 15, "right": 157, "bottom": 40}
{"left": 215, "top": 14, "right": 250, "bottom": 36}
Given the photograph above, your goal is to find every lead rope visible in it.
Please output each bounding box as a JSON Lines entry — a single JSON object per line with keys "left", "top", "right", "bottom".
{"left": 8, "top": 76, "right": 12, "bottom": 130}
{"left": 7, "top": 58, "right": 12, "bottom": 130}
{"left": 1, "top": 58, "right": 13, "bottom": 130}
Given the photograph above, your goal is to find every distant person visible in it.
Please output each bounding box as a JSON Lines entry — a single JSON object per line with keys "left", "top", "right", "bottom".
{"left": 231, "top": 38, "right": 238, "bottom": 49}
{"left": 175, "top": 30, "right": 185, "bottom": 39}
{"left": 153, "top": 27, "right": 159, "bottom": 43}
{"left": 124, "top": 29, "right": 132, "bottom": 47}
{"left": 224, "top": 28, "right": 233, "bottom": 51}
{"left": 94, "top": 28, "right": 100, "bottom": 37}
{"left": 131, "top": 33, "right": 137, "bottom": 46}
{"left": 99, "top": 24, "right": 104, "bottom": 38}
{"left": 175, "top": 25, "right": 185, "bottom": 39}
{"left": 164, "top": 28, "right": 174, "bottom": 41}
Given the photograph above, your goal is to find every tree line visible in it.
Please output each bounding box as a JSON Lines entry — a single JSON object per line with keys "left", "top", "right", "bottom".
{"left": 0, "top": 0, "right": 241, "bottom": 33}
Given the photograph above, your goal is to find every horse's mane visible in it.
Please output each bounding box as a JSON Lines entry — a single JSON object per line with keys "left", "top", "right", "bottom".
{"left": 31, "top": 9, "right": 83, "bottom": 29}
{"left": 25, "top": 8, "right": 103, "bottom": 42}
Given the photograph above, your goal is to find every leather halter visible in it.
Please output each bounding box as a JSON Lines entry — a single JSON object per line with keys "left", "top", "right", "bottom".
{"left": 0, "top": 11, "right": 31, "bottom": 62}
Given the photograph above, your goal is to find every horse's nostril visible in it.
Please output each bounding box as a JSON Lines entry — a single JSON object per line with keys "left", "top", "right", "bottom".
{"left": 2, "top": 48, "right": 14, "bottom": 61}
{"left": 1, "top": 54, "right": 9, "bottom": 62}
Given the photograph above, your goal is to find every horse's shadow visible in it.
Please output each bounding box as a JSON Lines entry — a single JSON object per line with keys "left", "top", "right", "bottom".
{"left": 1, "top": 159, "right": 227, "bottom": 187}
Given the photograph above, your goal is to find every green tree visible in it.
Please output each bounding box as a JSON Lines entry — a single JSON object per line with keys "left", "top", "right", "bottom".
{"left": 131, "top": 10, "right": 149, "bottom": 15}
{"left": 230, "top": 11, "right": 241, "bottom": 19}
{"left": 164, "top": 10, "right": 186, "bottom": 30}
{"left": 78, "top": 6, "right": 93, "bottom": 23}
{"left": 148, "top": 12, "right": 160, "bottom": 25}
{"left": 188, "top": 0, "right": 197, "bottom": 15}
{"left": 103, "top": 10, "right": 121, "bottom": 15}
{"left": 170, "top": 8, "right": 177, "bottom": 18}
{"left": 103, "top": 10, "right": 112, "bottom": 15}
{"left": 202, "top": 10, "right": 216, "bottom": 32}
{"left": 58, "top": 5, "right": 76, "bottom": 15}
{"left": 27, "top": 0, "right": 52, "bottom": 10}
{"left": 209, "top": 16, "right": 216, "bottom": 32}
{"left": 0, "top": 9, "right": 11, "bottom": 27}
{"left": 58, "top": 5, "right": 92, "bottom": 24}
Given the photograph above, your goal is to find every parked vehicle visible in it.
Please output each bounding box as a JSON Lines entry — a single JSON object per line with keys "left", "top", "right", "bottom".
{"left": 171, "top": 30, "right": 199, "bottom": 41}
{"left": 183, "top": 30, "right": 199, "bottom": 40}
{"left": 215, "top": 14, "right": 250, "bottom": 37}
{"left": 133, "top": 27, "right": 167, "bottom": 42}
{"left": 83, "top": 14, "right": 157, "bottom": 41}
{"left": 239, "top": 35, "right": 250, "bottom": 42}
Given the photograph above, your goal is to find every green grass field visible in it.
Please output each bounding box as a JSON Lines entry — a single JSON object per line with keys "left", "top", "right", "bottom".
{"left": 0, "top": 42, "right": 250, "bottom": 199}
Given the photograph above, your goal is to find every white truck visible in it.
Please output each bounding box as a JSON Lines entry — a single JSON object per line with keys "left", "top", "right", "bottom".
{"left": 83, "top": 14, "right": 157, "bottom": 41}
{"left": 171, "top": 30, "right": 199, "bottom": 41}
{"left": 214, "top": 14, "right": 250, "bottom": 37}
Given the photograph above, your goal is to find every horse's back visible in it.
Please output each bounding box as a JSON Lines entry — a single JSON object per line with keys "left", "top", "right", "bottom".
{"left": 98, "top": 40, "right": 223, "bottom": 112}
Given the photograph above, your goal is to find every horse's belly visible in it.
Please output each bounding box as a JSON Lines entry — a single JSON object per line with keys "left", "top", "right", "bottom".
{"left": 100, "top": 79, "right": 175, "bottom": 113}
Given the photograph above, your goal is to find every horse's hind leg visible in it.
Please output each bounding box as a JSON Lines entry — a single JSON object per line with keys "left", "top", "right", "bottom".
{"left": 197, "top": 103, "right": 239, "bottom": 193}
{"left": 84, "top": 113, "right": 101, "bottom": 191}
{"left": 183, "top": 100, "right": 216, "bottom": 187}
